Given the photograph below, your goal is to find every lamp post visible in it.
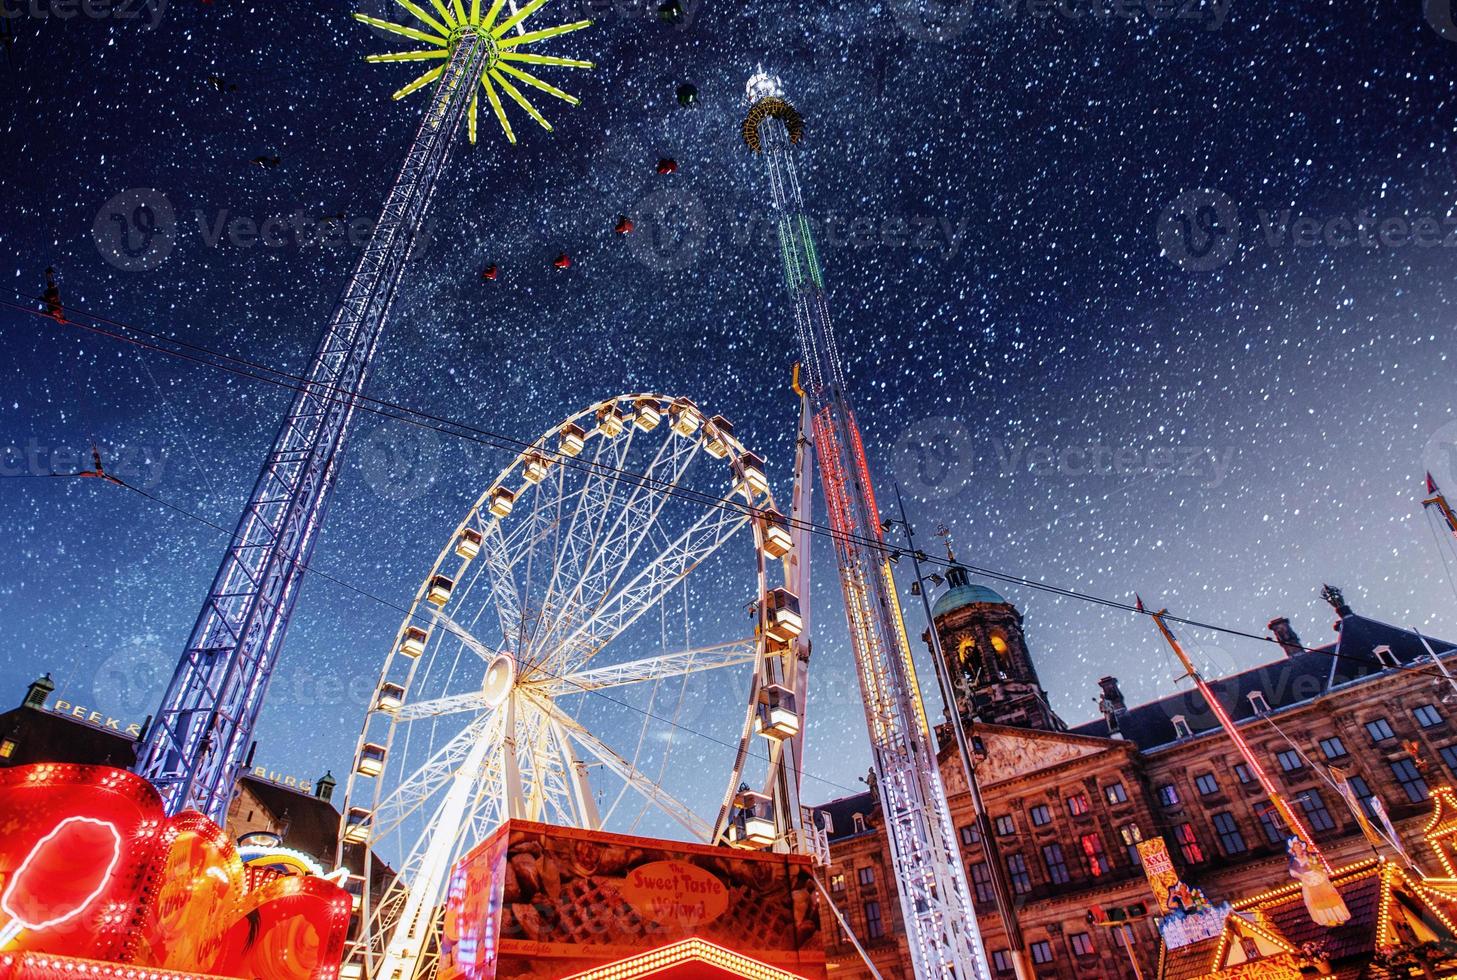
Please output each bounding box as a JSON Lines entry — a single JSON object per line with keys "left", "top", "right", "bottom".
{"left": 885, "top": 484, "right": 1035, "bottom": 980}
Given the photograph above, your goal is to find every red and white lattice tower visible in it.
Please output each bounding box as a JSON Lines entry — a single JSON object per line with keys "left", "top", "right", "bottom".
{"left": 741, "top": 71, "right": 989, "bottom": 980}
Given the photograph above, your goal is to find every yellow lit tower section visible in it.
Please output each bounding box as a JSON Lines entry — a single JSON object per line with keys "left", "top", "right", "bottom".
{"left": 741, "top": 71, "right": 990, "bottom": 980}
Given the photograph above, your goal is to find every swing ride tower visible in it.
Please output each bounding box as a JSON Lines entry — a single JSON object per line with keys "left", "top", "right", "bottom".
{"left": 136, "top": 0, "right": 593, "bottom": 823}
{"left": 742, "top": 71, "right": 990, "bottom": 980}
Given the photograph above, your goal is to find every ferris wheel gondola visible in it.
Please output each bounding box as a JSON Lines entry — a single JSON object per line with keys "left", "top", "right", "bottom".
{"left": 335, "top": 393, "right": 807, "bottom": 980}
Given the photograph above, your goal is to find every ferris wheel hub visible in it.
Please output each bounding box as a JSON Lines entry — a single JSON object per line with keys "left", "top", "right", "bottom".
{"left": 482, "top": 654, "right": 516, "bottom": 708}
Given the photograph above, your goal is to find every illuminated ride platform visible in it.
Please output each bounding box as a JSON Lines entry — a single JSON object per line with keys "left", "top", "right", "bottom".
{"left": 0, "top": 764, "right": 350, "bottom": 980}
{"left": 437, "top": 821, "right": 827, "bottom": 980}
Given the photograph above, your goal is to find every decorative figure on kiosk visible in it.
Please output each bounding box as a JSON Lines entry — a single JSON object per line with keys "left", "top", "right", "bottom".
{"left": 1288, "top": 837, "right": 1352, "bottom": 927}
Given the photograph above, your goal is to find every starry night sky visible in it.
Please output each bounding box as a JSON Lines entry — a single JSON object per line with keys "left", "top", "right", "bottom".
{"left": 4, "top": 0, "right": 1457, "bottom": 817}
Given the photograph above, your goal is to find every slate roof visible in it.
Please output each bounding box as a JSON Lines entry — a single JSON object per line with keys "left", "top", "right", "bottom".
{"left": 809, "top": 791, "right": 876, "bottom": 842}
{"left": 1072, "top": 614, "right": 1456, "bottom": 750}
{"left": 239, "top": 775, "right": 343, "bottom": 864}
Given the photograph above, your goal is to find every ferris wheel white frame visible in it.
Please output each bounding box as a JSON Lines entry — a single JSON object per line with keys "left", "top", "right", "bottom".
{"left": 333, "top": 393, "right": 811, "bottom": 980}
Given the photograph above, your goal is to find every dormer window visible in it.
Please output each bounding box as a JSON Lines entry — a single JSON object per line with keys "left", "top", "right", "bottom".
{"left": 852, "top": 813, "right": 866, "bottom": 834}
{"left": 1374, "top": 645, "right": 1399, "bottom": 669}
{"left": 1172, "top": 715, "right": 1192, "bottom": 739}
{"left": 1248, "top": 691, "right": 1270, "bottom": 715}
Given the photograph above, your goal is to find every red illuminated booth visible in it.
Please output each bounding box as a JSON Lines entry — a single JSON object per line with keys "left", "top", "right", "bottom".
{"left": 0, "top": 764, "right": 349, "bottom": 980}
{"left": 438, "top": 821, "right": 827, "bottom": 980}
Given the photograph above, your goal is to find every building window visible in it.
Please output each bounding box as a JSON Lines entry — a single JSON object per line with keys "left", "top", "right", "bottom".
{"left": 1276, "top": 750, "right": 1304, "bottom": 772}
{"left": 1212, "top": 812, "right": 1247, "bottom": 855}
{"left": 1174, "top": 823, "right": 1204, "bottom": 863}
{"left": 995, "top": 814, "right": 1016, "bottom": 837}
{"left": 991, "top": 950, "right": 1013, "bottom": 974}
{"left": 1172, "top": 715, "right": 1192, "bottom": 738}
{"left": 852, "top": 813, "right": 866, "bottom": 833}
{"left": 1391, "top": 758, "right": 1430, "bottom": 803}
{"left": 1029, "top": 804, "right": 1052, "bottom": 827}
{"left": 1319, "top": 737, "right": 1348, "bottom": 760}
{"left": 1366, "top": 718, "right": 1396, "bottom": 743}
{"left": 1080, "top": 834, "right": 1111, "bottom": 876}
{"left": 857, "top": 866, "right": 875, "bottom": 887}
{"left": 829, "top": 873, "right": 845, "bottom": 892}
{"left": 1234, "top": 763, "right": 1253, "bottom": 784}
{"left": 1157, "top": 783, "right": 1180, "bottom": 807}
{"left": 1442, "top": 745, "right": 1457, "bottom": 776}
{"left": 1070, "top": 932, "right": 1095, "bottom": 956}
{"left": 1030, "top": 941, "right": 1054, "bottom": 966}
{"left": 1415, "top": 704, "right": 1443, "bottom": 728}
{"left": 1348, "top": 775, "right": 1379, "bottom": 817}
{"left": 1067, "top": 793, "right": 1091, "bottom": 816}
{"left": 0, "top": 740, "right": 14, "bottom": 760}
{"left": 969, "top": 862, "right": 996, "bottom": 904}
{"left": 1005, "top": 853, "right": 1032, "bottom": 894}
{"left": 1248, "top": 691, "right": 1270, "bottom": 714}
{"left": 1194, "top": 773, "right": 1219, "bottom": 796}
{"left": 1119, "top": 823, "right": 1144, "bottom": 865}
{"left": 1298, "top": 790, "right": 1337, "bottom": 833}
{"left": 1042, "top": 843, "right": 1071, "bottom": 884}
{"left": 1105, "top": 782, "right": 1128, "bottom": 804}
{"left": 960, "top": 824, "right": 980, "bottom": 846}
{"left": 864, "top": 900, "right": 884, "bottom": 939}
{"left": 1256, "top": 802, "right": 1287, "bottom": 844}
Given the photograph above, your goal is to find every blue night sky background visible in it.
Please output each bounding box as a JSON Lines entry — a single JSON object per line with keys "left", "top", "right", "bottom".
{"left": 4, "top": 0, "right": 1457, "bottom": 818}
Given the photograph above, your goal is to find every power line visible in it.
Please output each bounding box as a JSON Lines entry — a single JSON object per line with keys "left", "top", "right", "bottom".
{"left": 4, "top": 291, "right": 1455, "bottom": 690}
{"left": 24, "top": 469, "right": 864, "bottom": 797}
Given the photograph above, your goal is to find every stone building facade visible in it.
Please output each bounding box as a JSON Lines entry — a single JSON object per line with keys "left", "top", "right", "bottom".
{"left": 810, "top": 578, "right": 1457, "bottom": 979}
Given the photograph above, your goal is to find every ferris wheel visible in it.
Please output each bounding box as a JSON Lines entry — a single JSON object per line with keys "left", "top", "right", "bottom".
{"left": 335, "top": 393, "right": 809, "bottom": 980}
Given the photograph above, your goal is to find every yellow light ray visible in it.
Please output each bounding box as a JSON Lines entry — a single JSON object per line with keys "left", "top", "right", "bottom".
{"left": 393, "top": 0, "right": 450, "bottom": 34}
{"left": 452, "top": 0, "right": 468, "bottom": 23}
{"left": 354, "top": 13, "right": 448, "bottom": 46}
{"left": 493, "top": 0, "right": 549, "bottom": 36}
{"left": 367, "top": 49, "right": 451, "bottom": 62}
{"left": 490, "top": 68, "right": 552, "bottom": 131}
{"left": 481, "top": 73, "right": 517, "bottom": 144}
{"left": 392, "top": 65, "right": 445, "bottom": 99}
{"left": 468, "top": 90, "right": 479, "bottom": 143}
{"left": 480, "top": 0, "right": 508, "bottom": 28}
{"left": 495, "top": 19, "right": 591, "bottom": 47}
{"left": 422, "top": 0, "right": 457, "bottom": 27}
{"left": 470, "top": 0, "right": 481, "bottom": 24}
{"left": 499, "top": 51, "right": 593, "bottom": 68}
{"left": 495, "top": 61, "right": 578, "bottom": 105}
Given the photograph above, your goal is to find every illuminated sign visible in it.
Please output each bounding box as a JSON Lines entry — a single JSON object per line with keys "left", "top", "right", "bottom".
{"left": 40, "top": 696, "right": 319, "bottom": 793}
{"left": 1137, "top": 838, "right": 1180, "bottom": 915}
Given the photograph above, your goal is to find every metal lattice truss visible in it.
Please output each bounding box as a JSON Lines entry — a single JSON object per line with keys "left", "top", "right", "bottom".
{"left": 356, "top": 0, "right": 594, "bottom": 144}
{"left": 136, "top": 34, "right": 498, "bottom": 823}
{"left": 337, "top": 394, "right": 809, "bottom": 980}
{"left": 747, "top": 87, "right": 992, "bottom": 980}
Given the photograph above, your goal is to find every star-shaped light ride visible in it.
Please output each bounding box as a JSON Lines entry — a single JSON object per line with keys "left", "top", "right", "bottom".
{"left": 356, "top": 0, "right": 593, "bottom": 144}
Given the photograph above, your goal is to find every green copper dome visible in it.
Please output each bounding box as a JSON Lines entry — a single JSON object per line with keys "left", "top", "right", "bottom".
{"left": 931, "top": 566, "right": 1008, "bottom": 618}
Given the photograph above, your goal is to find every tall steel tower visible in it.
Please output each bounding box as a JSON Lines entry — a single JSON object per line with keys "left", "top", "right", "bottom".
{"left": 741, "top": 72, "right": 989, "bottom": 980}
{"left": 135, "top": 2, "right": 592, "bottom": 823}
